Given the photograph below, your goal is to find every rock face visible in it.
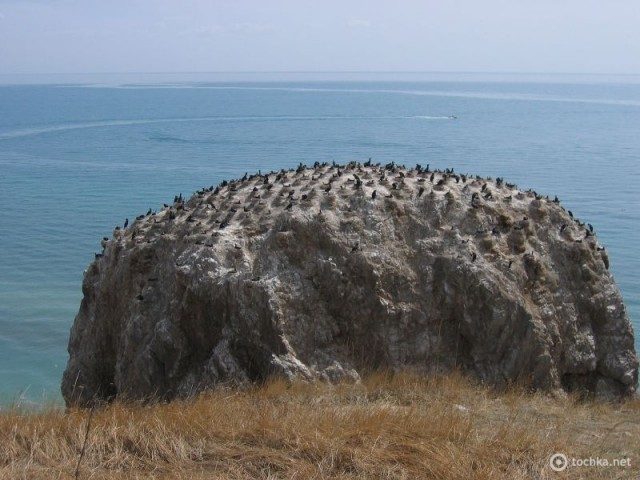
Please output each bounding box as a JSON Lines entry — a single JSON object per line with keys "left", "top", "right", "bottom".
{"left": 62, "top": 162, "right": 638, "bottom": 405}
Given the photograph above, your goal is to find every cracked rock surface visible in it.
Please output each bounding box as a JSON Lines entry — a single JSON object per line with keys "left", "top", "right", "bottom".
{"left": 62, "top": 162, "right": 638, "bottom": 405}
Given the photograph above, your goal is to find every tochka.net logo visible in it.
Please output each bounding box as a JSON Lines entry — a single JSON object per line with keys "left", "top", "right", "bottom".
{"left": 549, "top": 453, "right": 632, "bottom": 472}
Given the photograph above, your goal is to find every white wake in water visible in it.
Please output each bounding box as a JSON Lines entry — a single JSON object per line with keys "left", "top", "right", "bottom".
{"left": 74, "top": 84, "right": 640, "bottom": 108}
{"left": 0, "top": 114, "right": 451, "bottom": 140}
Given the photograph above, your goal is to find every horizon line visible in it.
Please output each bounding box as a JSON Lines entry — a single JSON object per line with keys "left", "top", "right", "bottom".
{"left": 2, "top": 70, "right": 640, "bottom": 77}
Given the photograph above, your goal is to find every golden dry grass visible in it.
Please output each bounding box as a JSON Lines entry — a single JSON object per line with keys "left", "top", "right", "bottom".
{"left": 1, "top": 372, "right": 638, "bottom": 479}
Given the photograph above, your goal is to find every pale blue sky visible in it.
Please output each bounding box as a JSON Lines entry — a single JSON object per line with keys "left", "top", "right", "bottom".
{"left": 0, "top": 0, "right": 638, "bottom": 74}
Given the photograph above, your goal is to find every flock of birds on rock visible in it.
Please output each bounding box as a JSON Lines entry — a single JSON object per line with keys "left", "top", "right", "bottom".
{"left": 95, "top": 160, "right": 609, "bottom": 274}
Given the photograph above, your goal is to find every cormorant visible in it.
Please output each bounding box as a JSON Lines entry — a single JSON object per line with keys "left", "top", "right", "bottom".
{"left": 588, "top": 223, "right": 594, "bottom": 233}
{"left": 354, "top": 174, "right": 362, "bottom": 189}
{"left": 430, "top": 173, "right": 435, "bottom": 182}
{"left": 471, "top": 252, "right": 477, "bottom": 262}
{"left": 560, "top": 224, "right": 567, "bottom": 232}
{"left": 508, "top": 260, "right": 513, "bottom": 269}
{"left": 124, "top": 218, "right": 129, "bottom": 228}
{"left": 372, "top": 190, "right": 377, "bottom": 199}
{"left": 418, "top": 186, "right": 425, "bottom": 197}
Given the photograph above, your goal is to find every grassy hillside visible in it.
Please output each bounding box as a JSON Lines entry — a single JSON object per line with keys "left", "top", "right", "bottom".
{"left": 1, "top": 372, "right": 638, "bottom": 479}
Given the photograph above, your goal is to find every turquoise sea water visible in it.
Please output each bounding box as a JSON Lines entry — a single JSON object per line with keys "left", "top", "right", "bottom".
{"left": 1, "top": 74, "right": 639, "bottom": 405}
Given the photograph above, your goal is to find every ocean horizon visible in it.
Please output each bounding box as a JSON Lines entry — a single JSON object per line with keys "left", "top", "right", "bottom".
{"left": 1, "top": 73, "right": 639, "bottom": 406}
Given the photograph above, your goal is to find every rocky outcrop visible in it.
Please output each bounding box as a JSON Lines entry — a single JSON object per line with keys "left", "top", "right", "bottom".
{"left": 62, "top": 162, "right": 638, "bottom": 405}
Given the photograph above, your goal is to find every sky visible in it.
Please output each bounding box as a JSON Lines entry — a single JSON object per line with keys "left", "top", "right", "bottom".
{"left": 0, "top": 0, "right": 639, "bottom": 75}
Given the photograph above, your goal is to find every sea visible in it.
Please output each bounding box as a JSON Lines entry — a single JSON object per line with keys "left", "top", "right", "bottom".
{"left": 1, "top": 72, "right": 639, "bottom": 406}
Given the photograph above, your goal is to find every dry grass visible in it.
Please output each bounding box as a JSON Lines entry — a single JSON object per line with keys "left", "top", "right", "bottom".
{"left": 1, "top": 372, "right": 638, "bottom": 479}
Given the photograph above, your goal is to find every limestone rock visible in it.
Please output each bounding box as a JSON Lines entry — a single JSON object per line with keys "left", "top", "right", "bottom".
{"left": 62, "top": 162, "right": 638, "bottom": 405}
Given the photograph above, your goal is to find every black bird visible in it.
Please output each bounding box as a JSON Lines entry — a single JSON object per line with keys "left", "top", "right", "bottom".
{"left": 241, "top": 172, "right": 248, "bottom": 181}
{"left": 568, "top": 210, "right": 573, "bottom": 218}
{"left": 471, "top": 252, "right": 477, "bottom": 262}
{"left": 146, "top": 208, "right": 152, "bottom": 216}
{"left": 95, "top": 253, "right": 103, "bottom": 259}
{"left": 553, "top": 195, "right": 560, "bottom": 203}
{"left": 354, "top": 174, "right": 362, "bottom": 189}
{"left": 560, "top": 224, "right": 567, "bottom": 232}
{"left": 430, "top": 173, "right": 435, "bottom": 182}
{"left": 351, "top": 242, "right": 359, "bottom": 252}
{"left": 124, "top": 218, "right": 129, "bottom": 228}
{"left": 481, "top": 183, "right": 487, "bottom": 192}
{"left": 136, "top": 294, "right": 144, "bottom": 301}
{"left": 418, "top": 186, "right": 425, "bottom": 197}
{"left": 588, "top": 223, "right": 594, "bottom": 233}
{"left": 508, "top": 260, "right": 513, "bottom": 269}
{"left": 372, "top": 190, "right": 377, "bottom": 199}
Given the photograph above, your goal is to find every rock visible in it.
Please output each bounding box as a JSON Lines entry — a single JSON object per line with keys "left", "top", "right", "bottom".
{"left": 61, "top": 163, "right": 638, "bottom": 406}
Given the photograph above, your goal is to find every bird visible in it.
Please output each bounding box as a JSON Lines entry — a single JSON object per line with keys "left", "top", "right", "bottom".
{"left": 351, "top": 242, "right": 359, "bottom": 252}
{"left": 508, "top": 260, "right": 513, "bottom": 269}
{"left": 418, "top": 186, "right": 425, "bottom": 197}
{"left": 353, "top": 174, "right": 362, "bottom": 189}
{"left": 123, "top": 218, "right": 129, "bottom": 228}
{"left": 471, "top": 252, "right": 477, "bottom": 262}
{"left": 560, "top": 224, "right": 567, "bottom": 232}
{"left": 588, "top": 223, "right": 594, "bottom": 233}
{"left": 371, "top": 190, "right": 377, "bottom": 199}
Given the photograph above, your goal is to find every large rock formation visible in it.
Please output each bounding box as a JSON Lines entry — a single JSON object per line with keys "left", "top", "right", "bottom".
{"left": 62, "top": 162, "right": 638, "bottom": 405}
